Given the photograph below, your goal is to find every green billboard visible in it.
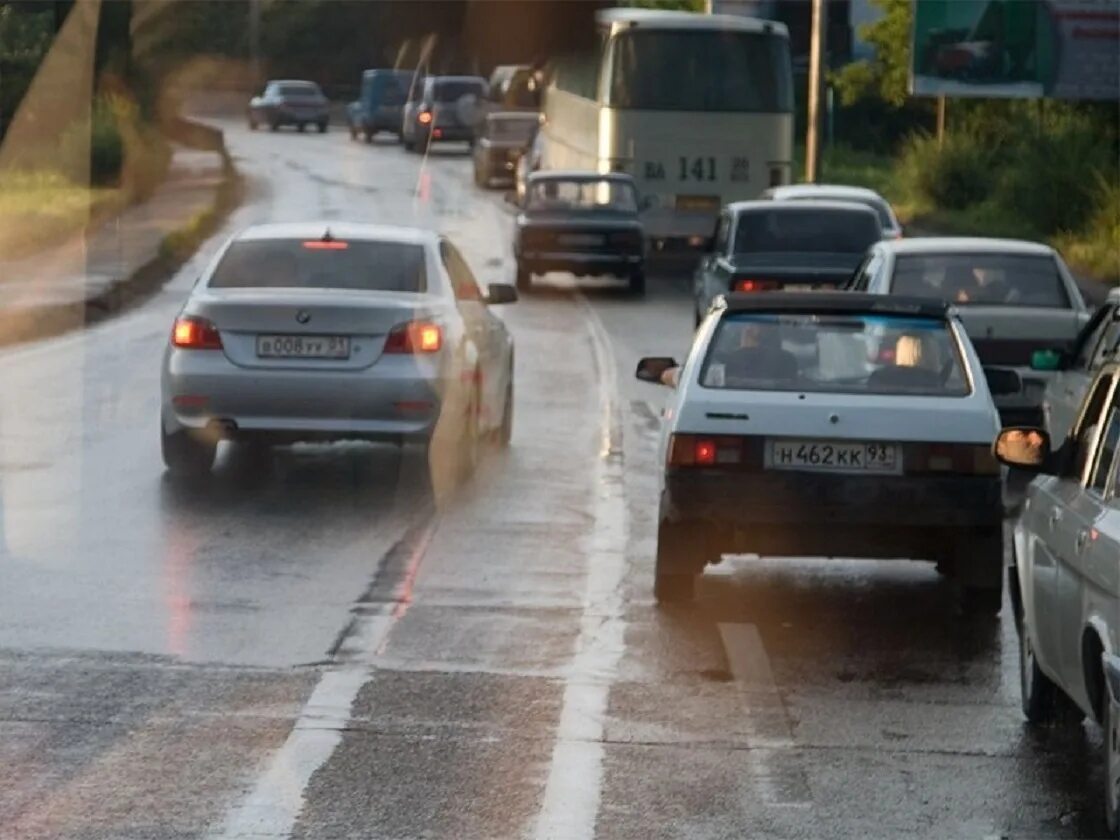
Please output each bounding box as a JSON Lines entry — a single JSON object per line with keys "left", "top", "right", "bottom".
{"left": 911, "top": 0, "right": 1120, "bottom": 100}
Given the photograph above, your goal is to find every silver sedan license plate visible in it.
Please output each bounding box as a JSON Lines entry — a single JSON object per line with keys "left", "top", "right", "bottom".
{"left": 766, "top": 439, "right": 900, "bottom": 474}
{"left": 256, "top": 334, "right": 350, "bottom": 359}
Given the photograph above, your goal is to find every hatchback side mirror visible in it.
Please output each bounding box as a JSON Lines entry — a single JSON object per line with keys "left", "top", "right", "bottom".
{"left": 486, "top": 283, "right": 518, "bottom": 305}
{"left": 994, "top": 427, "right": 1051, "bottom": 471}
{"left": 635, "top": 356, "right": 678, "bottom": 385}
{"left": 983, "top": 366, "right": 1022, "bottom": 396}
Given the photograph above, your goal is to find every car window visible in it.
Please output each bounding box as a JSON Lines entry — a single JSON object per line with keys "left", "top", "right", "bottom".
{"left": 433, "top": 80, "right": 485, "bottom": 102}
{"left": 890, "top": 254, "right": 1069, "bottom": 308}
{"left": 714, "top": 214, "right": 731, "bottom": 254}
{"left": 733, "top": 209, "right": 882, "bottom": 254}
{"left": 1072, "top": 374, "right": 1115, "bottom": 479}
{"left": 851, "top": 251, "right": 883, "bottom": 291}
{"left": 278, "top": 83, "right": 322, "bottom": 99}
{"left": 440, "top": 241, "right": 483, "bottom": 302}
{"left": 526, "top": 179, "right": 637, "bottom": 212}
{"left": 1072, "top": 306, "right": 1112, "bottom": 370}
{"left": 209, "top": 239, "right": 427, "bottom": 292}
{"left": 1089, "top": 404, "right": 1120, "bottom": 495}
{"left": 1090, "top": 313, "right": 1120, "bottom": 371}
{"left": 699, "top": 312, "right": 969, "bottom": 397}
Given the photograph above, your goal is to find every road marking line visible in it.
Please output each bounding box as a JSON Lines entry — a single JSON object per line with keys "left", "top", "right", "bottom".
{"left": 718, "top": 622, "right": 811, "bottom": 809}
{"left": 533, "top": 298, "right": 629, "bottom": 840}
{"left": 211, "top": 518, "right": 436, "bottom": 839}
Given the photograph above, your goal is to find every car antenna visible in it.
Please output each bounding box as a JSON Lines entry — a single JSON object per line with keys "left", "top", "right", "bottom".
{"left": 321, "top": 228, "right": 334, "bottom": 242}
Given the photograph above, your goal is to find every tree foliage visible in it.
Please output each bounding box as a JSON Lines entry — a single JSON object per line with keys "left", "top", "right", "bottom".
{"left": 832, "top": 0, "right": 912, "bottom": 107}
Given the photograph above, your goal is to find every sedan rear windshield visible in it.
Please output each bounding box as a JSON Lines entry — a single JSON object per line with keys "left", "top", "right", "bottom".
{"left": 209, "top": 239, "right": 427, "bottom": 293}
{"left": 278, "top": 83, "right": 323, "bottom": 99}
{"left": 793, "top": 195, "right": 895, "bottom": 230}
{"left": 434, "top": 81, "right": 485, "bottom": 102}
{"left": 700, "top": 312, "right": 970, "bottom": 397}
{"left": 486, "top": 117, "right": 537, "bottom": 142}
{"left": 890, "top": 253, "right": 1069, "bottom": 308}
{"left": 526, "top": 179, "right": 637, "bottom": 212}
{"left": 734, "top": 209, "right": 883, "bottom": 254}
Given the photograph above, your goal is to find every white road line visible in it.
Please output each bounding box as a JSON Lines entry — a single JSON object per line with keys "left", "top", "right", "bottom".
{"left": 211, "top": 521, "right": 435, "bottom": 839}
{"left": 718, "top": 623, "right": 811, "bottom": 808}
{"left": 533, "top": 299, "right": 629, "bottom": 840}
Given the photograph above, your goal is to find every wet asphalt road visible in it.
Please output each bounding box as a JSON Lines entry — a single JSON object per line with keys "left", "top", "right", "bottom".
{"left": 0, "top": 118, "right": 1110, "bottom": 840}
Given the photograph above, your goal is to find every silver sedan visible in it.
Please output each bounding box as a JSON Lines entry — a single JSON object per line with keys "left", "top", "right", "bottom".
{"left": 160, "top": 222, "right": 517, "bottom": 479}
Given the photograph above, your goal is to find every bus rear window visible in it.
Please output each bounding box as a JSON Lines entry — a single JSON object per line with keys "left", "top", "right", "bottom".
{"left": 608, "top": 29, "right": 792, "bottom": 113}
{"left": 210, "top": 240, "right": 427, "bottom": 293}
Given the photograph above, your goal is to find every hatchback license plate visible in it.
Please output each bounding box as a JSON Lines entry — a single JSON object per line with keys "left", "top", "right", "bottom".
{"left": 766, "top": 439, "right": 900, "bottom": 474}
{"left": 257, "top": 335, "right": 350, "bottom": 359}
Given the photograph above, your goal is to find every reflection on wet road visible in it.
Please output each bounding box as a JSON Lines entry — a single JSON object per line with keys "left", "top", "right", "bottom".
{"left": 0, "top": 117, "right": 1108, "bottom": 840}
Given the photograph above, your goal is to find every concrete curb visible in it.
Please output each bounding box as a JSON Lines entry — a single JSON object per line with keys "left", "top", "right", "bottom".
{"left": 0, "top": 118, "right": 243, "bottom": 349}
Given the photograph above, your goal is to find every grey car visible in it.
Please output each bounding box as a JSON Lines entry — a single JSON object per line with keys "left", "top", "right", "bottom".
{"left": 693, "top": 201, "right": 883, "bottom": 325}
{"left": 762, "top": 183, "right": 904, "bottom": 240}
{"left": 160, "top": 222, "right": 517, "bottom": 477}
{"left": 473, "top": 112, "right": 539, "bottom": 188}
{"left": 401, "top": 75, "right": 487, "bottom": 152}
{"left": 248, "top": 80, "right": 330, "bottom": 133}
{"left": 995, "top": 363, "right": 1120, "bottom": 835}
{"left": 850, "top": 237, "right": 1091, "bottom": 428}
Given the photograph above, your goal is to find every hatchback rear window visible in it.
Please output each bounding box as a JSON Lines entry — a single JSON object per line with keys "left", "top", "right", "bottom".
{"left": 434, "top": 81, "right": 485, "bottom": 102}
{"left": 209, "top": 239, "right": 427, "bottom": 293}
{"left": 891, "top": 253, "right": 1069, "bottom": 308}
{"left": 701, "top": 312, "right": 970, "bottom": 397}
{"left": 277, "top": 83, "right": 323, "bottom": 99}
{"left": 734, "top": 209, "right": 882, "bottom": 254}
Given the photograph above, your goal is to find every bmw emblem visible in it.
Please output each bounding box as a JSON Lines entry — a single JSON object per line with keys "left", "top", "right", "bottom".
{"left": 296, "top": 310, "right": 311, "bottom": 324}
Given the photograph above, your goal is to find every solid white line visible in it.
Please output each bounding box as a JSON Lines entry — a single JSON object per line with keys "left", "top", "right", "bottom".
{"left": 211, "top": 523, "right": 434, "bottom": 839}
{"left": 533, "top": 298, "right": 629, "bottom": 840}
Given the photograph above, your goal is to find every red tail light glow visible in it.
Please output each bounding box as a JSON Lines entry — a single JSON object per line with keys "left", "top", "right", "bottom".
{"left": 171, "top": 316, "right": 222, "bottom": 350}
{"left": 668, "top": 434, "right": 742, "bottom": 467}
{"left": 384, "top": 321, "right": 442, "bottom": 354}
{"left": 734, "top": 278, "right": 779, "bottom": 293}
{"left": 302, "top": 240, "right": 348, "bottom": 250}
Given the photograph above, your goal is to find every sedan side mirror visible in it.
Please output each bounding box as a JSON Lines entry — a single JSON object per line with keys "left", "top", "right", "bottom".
{"left": 993, "top": 427, "right": 1051, "bottom": 471}
{"left": 983, "top": 366, "right": 1022, "bottom": 396}
{"left": 486, "top": 283, "right": 518, "bottom": 305}
{"left": 635, "top": 356, "right": 678, "bottom": 385}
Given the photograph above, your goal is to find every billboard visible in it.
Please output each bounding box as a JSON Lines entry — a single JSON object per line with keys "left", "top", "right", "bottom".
{"left": 911, "top": 0, "right": 1120, "bottom": 100}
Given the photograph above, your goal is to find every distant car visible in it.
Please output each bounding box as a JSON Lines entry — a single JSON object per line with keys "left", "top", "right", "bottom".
{"left": 248, "top": 80, "right": 330, "bottom": 133}
{"left": 692, "top": 201, "right": 883, "bottom": 325}
{"left": 851, "top": 237, "right": 1091, "bottom": 428}
{"left": 637, "top": 292, "right": 1015, "bottom": 612}
{"left": 473, "top": 112, "right": 539, "bottom": 188}
{"left": 995, "top": 364, "right": 1120, "bottom": 835}
{"left": 763, "top": 183, "right": 904, "bottom": 239}
{"left": 514, "top": 171, "right": 646, "bottom": 295}
{"left": 346, "top": 69, "right": 414, "bottom": 142}
{"left": 401, "top": 75, "right": 487, "bottom": 152}
{"left": 160, "top": 222, "right": 518, "bottom": 477}
{"left": 1034, "top": 288, "right": 1120, "bottom": 443}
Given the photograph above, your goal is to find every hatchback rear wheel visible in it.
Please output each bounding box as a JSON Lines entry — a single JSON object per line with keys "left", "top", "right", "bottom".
{"left": 1019, "top": 622, "right": 1059, "bottom": 723}
{"left": 654, "top": 520, "right": 699, "bottom": 605}
{"left": 161, "top": 423, "right": 216, "bottom": 477}
{"left": 1104, "top": 682, "right": 1119, "bottom": 837}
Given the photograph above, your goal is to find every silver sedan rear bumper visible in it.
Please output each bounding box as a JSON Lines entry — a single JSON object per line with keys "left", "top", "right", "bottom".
{"left": 161, "top": 348, "right": 450, "bottom": 442}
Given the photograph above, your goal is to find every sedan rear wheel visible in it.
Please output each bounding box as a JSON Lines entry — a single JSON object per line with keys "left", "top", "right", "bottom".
{"left": 955, "top": 532, "right": 1003, "bottom": 617}
{"left": 1105, "top": 682, "right": 1120, "bottom": 837}
{"left": 515, "top": 265, "right": 531, "bottom": 292}
{"left": 654, "top": 520, "right": 699, "bottom": 605}
{"left": 161, "top": 423, "right": 216, "bottom": 477}
{"left": 1019, "top": 622, "right": 1058, "bottom": 723}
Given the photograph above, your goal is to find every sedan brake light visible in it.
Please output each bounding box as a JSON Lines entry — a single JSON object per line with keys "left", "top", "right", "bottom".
{"left": 734, "top": 278, "right": 779, "bottom": 293}
{"left": 384, "top": 321, "right": 442, "bottom": 354}
{"left": 668, "top": 434, "right": 742, "bottom": 467}
{"left": 171, "top": 316, "right": 222, "bottom": 350}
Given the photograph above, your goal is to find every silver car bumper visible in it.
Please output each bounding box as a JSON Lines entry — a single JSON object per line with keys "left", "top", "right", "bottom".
{"left": 161, "top": 348, "right": 448, "bottom": 442}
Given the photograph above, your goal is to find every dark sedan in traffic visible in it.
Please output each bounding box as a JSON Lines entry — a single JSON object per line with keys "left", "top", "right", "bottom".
{"left": 514, "top": 171, "right": 646, "bottom": 295}
{"left": 248, "top": 80, "right": 330, "bottom": 133}
{"left": 692, "top": 201, "right": 883, "bottom": 325}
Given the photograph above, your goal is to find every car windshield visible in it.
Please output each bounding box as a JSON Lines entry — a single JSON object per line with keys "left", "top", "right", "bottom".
{"left": 734, "top": 208, "right": 883, "bottom": 253}
{"left": 433, "top": 80, "right": 484, "bottom": 102}
{"left": 701, "top": 312, "right": 970, "bottom": 396}
{"left": 277, "top": 83, "right": 323, "bottom": 99}
{"left": 891, "top": 253, "right": 1070, "bottom": 308}
{"left": 526, "top": 179, "right": 637, "bottom": 212}
{"left": 795, "top": 194, "right": 895, "bottom": 229}
{"left": 209, "top": 239, "right": 427, "bottom": 292}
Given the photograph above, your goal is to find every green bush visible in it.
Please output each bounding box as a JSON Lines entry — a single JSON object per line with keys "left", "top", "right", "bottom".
{"left": 898, "top": 131, "right": 995, "bottom": 211}
{"left": 1055, "top": 178, "right": 1120, "bottom": 280}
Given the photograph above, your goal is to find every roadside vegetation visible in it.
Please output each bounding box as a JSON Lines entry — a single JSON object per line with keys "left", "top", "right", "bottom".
{"left": 820, "top": 0, "right": 1119, "bottom": 282}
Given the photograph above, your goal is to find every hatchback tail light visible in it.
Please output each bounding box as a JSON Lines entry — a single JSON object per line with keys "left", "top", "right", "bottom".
{"left": 668, "top": 434, "right": 742, "bottom": 467}
{"left": 384, "top": 321, "right": 442, "bottom": 354}
{"left": 171, "top": 316, "right": 222, "bottom": 350}
{"left": 417, "top": 110, "right": 432, "bottom": 125}
{"left": 908, "top": 443, "right": 999, "bottom": 475}
{"left": 733, "top": 278, "right": 779, "bottom": 293}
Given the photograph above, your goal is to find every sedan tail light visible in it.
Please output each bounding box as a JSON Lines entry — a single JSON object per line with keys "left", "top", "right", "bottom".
{"left": 384, "top": 321, "right": 442, "bottom": 354}
{"left": 668, "top": 434, "right": 743, "bottom": 467}
{"left": 907, "top": 443, "right": 1000, "bottom": 475}
{"left": 733, "top": 278, "right": 780, "bottom": 293}
{"left": 171, "top": 316, "right": 222, "bottom": 350}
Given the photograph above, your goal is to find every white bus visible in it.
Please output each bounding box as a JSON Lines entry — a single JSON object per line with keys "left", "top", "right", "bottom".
{"left": 540, "top": 8, "right": 794, "bottom": 247}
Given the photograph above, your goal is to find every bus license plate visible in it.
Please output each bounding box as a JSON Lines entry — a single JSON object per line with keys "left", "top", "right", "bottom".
{"left": 257, "top": 335, "right": 350, "bottom": 359}
{"left": 766, "top": 440, "right": 900, "bottom": 474}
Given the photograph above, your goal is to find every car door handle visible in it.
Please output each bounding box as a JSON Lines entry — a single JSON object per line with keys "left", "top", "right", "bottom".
{"left": 1075, "top": 528, "right": 1091, "bottom": 553}
{"left": 1048, "top": 509, "right": 1062, "bottom": 530}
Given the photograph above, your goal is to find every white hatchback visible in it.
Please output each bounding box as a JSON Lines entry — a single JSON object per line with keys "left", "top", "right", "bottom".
{"left": 637, "top": 292, "right": 1019, "bottom": 613}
